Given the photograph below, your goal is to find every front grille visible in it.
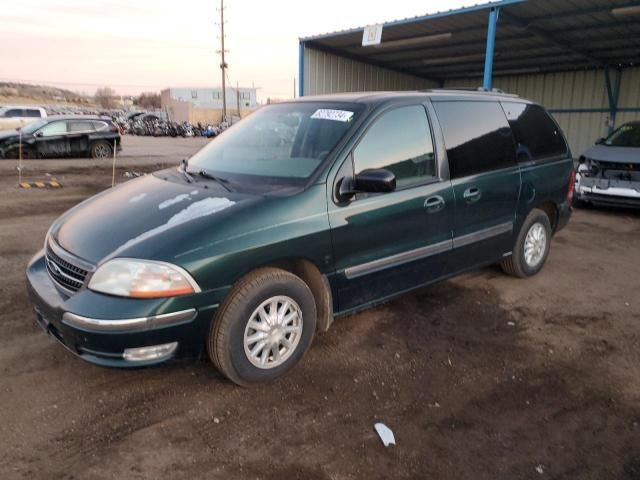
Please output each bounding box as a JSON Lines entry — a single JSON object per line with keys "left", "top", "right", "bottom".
{"left": 45, "top": 244, "right": 89, "bottom": 293}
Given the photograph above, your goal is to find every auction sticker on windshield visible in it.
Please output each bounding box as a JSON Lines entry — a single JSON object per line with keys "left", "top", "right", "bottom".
{"left": 311, "top": 109, "right": 354, "bottom": 122}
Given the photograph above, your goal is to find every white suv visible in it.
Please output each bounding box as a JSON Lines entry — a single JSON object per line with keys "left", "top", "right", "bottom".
{"left": 0, "top": 106, "right": 47, "bottom": 130}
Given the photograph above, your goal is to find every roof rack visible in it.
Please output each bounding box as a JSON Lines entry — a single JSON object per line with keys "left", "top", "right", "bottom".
{"left": 424, "top": 87, "right": 519, "bottom": 97}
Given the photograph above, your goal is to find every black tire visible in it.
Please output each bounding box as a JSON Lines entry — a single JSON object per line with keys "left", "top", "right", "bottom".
{"left": 3, "top": 146, "right": 36, "bottom": 159}
{"left": 90, "top": 141, "right": 113, "bottom": 159}
{"left": 500, "top": 208, "right": 552, "bottom": 278}
{"left": 208, "top": 267, "right": 317, "bottom": 386}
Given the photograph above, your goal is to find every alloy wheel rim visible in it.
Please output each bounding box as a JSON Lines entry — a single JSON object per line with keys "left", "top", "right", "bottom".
{"left": 95, "top": 144, "right": 109, "bottom": 158}
{"left": 524, "top": 222, "right": 547, "bottom": 267}
{"left": 243, "top": 295, "right": 303, "bottom": 369}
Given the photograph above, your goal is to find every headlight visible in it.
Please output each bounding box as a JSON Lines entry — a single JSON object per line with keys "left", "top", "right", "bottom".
{"left": 88, "top": 259, "right": 200, "bottom": 298}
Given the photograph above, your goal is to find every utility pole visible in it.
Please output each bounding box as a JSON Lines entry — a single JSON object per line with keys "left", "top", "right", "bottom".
{"left": 236, "top": 80, "right": 240, "bottom": 119}
{"left": 293, "top": 78, "right": 296, "bottom": 98}
{"left": 217, "top": 0, "right": 228, "bottom": 123}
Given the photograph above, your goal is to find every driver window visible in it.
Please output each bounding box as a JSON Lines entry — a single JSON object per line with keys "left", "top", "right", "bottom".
{"left": 38, "top": 122, "right": 67, "bottom": 137}
{"left": 353, "top": 105, "right": 436, "bottom": 189}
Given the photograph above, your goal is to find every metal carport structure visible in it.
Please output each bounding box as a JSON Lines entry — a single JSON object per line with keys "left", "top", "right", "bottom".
{"left": 298, "top": 0, "right": 640, "bottom": 155}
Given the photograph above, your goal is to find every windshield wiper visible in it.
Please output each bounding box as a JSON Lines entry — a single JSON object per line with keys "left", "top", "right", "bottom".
{"left": 178, "top": 158, "right": 194, "bottom": 183}
{"left": 196, "top": 169, "right": 233, "bottom": 192}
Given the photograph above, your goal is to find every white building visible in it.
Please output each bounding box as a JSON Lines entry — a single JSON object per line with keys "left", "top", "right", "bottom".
{"left": 161, "top": 87, "right": 257, "bottom": 123}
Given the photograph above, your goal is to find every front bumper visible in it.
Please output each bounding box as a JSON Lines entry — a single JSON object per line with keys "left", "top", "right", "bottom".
{"left": 576, "top": 175, "right": 640, "bottom": 208}
{"left": 26, "top": 251, "right": 224, "bottom": 367}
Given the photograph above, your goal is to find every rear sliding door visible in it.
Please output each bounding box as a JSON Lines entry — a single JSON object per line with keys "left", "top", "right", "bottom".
{"left": 432, "top": 100, "right": 520, "bottom": 274}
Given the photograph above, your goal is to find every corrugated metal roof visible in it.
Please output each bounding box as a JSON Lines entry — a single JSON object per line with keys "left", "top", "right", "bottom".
{"left": 301, "top": 0, "right": 640, "bottom": 81}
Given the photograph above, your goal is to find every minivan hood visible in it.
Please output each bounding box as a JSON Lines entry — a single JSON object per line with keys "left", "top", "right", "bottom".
{"left": 583, "top": 144, "right": 640, "bottom": 164}
{"left": 52, "top": 173, "right": 253, "bottom": 264}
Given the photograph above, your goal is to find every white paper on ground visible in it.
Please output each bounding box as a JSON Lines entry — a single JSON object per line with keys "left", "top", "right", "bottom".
{"left": 374, "top": 422, "right": 396, "bottom": 447}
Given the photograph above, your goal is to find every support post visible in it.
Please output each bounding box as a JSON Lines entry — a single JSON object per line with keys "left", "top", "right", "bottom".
{"left": 604, "top": 68, "right": 622, "bottom": 134}
{"left": 298, "top": 42, "right": 305, "bottom": 97}
{"left": 482, "top": 7, "right": 500, "bottom": 90}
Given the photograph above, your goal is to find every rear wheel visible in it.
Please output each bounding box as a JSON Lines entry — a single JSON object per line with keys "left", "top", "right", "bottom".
{"left": 90, "top": 141, "right": 113, "bottom": 159}
{"left": 208, "top": 268, "right": 317, "bottom": 386}
{"left": 501, "top": 208, "right": 552, "bottom": 278}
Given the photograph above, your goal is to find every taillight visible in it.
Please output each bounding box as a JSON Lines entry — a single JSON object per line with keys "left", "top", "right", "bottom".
{"left": 567, "top": 168, "right": 576, "bottom": 202}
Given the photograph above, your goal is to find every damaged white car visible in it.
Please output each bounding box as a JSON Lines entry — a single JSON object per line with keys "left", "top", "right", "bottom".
{"left": 575, "top": 121, "right": 640, "bottom": 208}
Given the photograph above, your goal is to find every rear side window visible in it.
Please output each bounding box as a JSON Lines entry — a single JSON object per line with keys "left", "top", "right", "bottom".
{"left": 353, "top": 105, "right": 436, "bottom": 189}
{"left": 433, "top": 101, "right": 515, "bottom": 179}
{"left": 25, "top": 109, "right": 42, "bottom": 118}
{"left": 67, "top": 121, "right": 95, "bottom": 133}
{"left": 92, "top": 121, "right": 110, "bottom": 131}
{"left": 502, "top": 102, "right": 567, "bottom": 161}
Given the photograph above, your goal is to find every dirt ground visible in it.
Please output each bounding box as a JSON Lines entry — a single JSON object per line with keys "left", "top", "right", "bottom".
{"left": 1, "top": 136, "right": 639, "bottom": 480}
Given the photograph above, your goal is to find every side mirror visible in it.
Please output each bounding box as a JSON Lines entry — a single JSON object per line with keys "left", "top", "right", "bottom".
{"left": 355, "top": 168, "right": 396, "bottom": 193}
{"left": 336, "top": 168, "right": 396, "bottom": 202}
{"left": 595, "top": 137, "right": 606, "bottom": 145}
{"left": 35, "top": 131, "right": 44, "bottom": 137}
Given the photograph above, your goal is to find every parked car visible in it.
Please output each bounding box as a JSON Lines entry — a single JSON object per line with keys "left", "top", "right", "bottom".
{"left": 574, "top": 121, "right": 640, "bottom": 208}
{"left": 0, "top": 115, "right": 121, "bottom": 159}
{"left": 0, "top": 105, "right": 47, "bottom": 130}
{"left": 26, "top": 90, "right": 573, "bottom": 385}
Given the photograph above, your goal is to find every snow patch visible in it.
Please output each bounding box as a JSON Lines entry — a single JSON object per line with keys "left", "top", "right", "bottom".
{"left": 114, "top": 197, "right": 235, "bottom": 254}
{"left": 158, "top": 193, "right": 190, "bottom": 210}
{"left": 129, "top": 193, "right": 147, "bottom": 203}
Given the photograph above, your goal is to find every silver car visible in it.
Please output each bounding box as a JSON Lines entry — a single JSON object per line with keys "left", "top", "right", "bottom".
{"left": 575, "top": 121, "right": 640, "bottom": 208}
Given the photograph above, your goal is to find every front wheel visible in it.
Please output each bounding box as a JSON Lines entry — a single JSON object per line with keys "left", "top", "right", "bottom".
{"left": 501, "top": 208, "right": 552, "bottom": 278}
{"left": 208, "top": 268, "right": 317, "bottom": 386}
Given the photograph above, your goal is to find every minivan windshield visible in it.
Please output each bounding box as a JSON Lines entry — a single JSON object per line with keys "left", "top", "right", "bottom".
{"left": 187, "top": 102, "right": 362, "bottom": 181}
{"left": 604, "top": 122, "right": 640, "bottom": 147}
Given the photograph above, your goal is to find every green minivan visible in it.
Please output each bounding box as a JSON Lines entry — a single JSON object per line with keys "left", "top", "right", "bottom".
{"left": 26, "top": 90, "right": 574, "bottom": 385}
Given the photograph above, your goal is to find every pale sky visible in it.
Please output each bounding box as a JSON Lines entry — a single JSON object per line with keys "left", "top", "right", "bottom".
{"left": 2, "top": 0, "right": 479, "bottom": 101}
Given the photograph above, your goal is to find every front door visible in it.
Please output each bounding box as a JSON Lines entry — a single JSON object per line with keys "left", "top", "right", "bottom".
{"left": 34, "top": 120, "right": 70, "bottom": 157}
{"left": 432, "top": 100, "right": 520, "bottom": 274}
{"left": 328, "top": 104, "right": 454, "bottom": 313}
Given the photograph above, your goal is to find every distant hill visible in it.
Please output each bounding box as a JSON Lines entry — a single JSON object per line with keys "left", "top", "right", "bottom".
{"left": 0, "top": 82, "right": 95, "bottom": 106}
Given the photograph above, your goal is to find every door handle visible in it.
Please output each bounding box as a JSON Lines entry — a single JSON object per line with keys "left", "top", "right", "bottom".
{"left": 463, "top": 187, "right": 482, "bottom": 203}
{"left": 424, "top": 195, "right": 445, "bottom": 213}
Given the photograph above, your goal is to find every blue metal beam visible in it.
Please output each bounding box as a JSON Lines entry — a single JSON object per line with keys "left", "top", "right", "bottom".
{"left": 482, "top": 7, "right": 500, "bottom": 90}
{"left": 299, "top": 0, "right": 525, "bottom": 43}
{"left": 604, "top": 68, "right": 622, "bottom": 134}
{"left": 299, "top": 42, "right": 305, "bottom": 97}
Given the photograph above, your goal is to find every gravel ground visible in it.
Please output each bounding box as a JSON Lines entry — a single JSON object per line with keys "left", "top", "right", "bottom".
{"left": 0, "top": 136, "right": 639, "bottom": 479}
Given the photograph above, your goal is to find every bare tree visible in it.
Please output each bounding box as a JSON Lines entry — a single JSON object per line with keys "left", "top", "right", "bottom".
{"left": 133, "top": 92, "right": 161, "bottom": 109}
{"left": 94, "top": 87, "right": 117, "bottom": 109}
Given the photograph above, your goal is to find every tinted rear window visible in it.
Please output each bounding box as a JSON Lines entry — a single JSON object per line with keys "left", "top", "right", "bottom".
{"left": 501, "top": 102, "right": 568, "bottom": 161}
{"left": 433, "top": 101, "right": 516, "bottom": 179}
{"left": 25, "top": 109, "right": 42, "bottom": 118}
